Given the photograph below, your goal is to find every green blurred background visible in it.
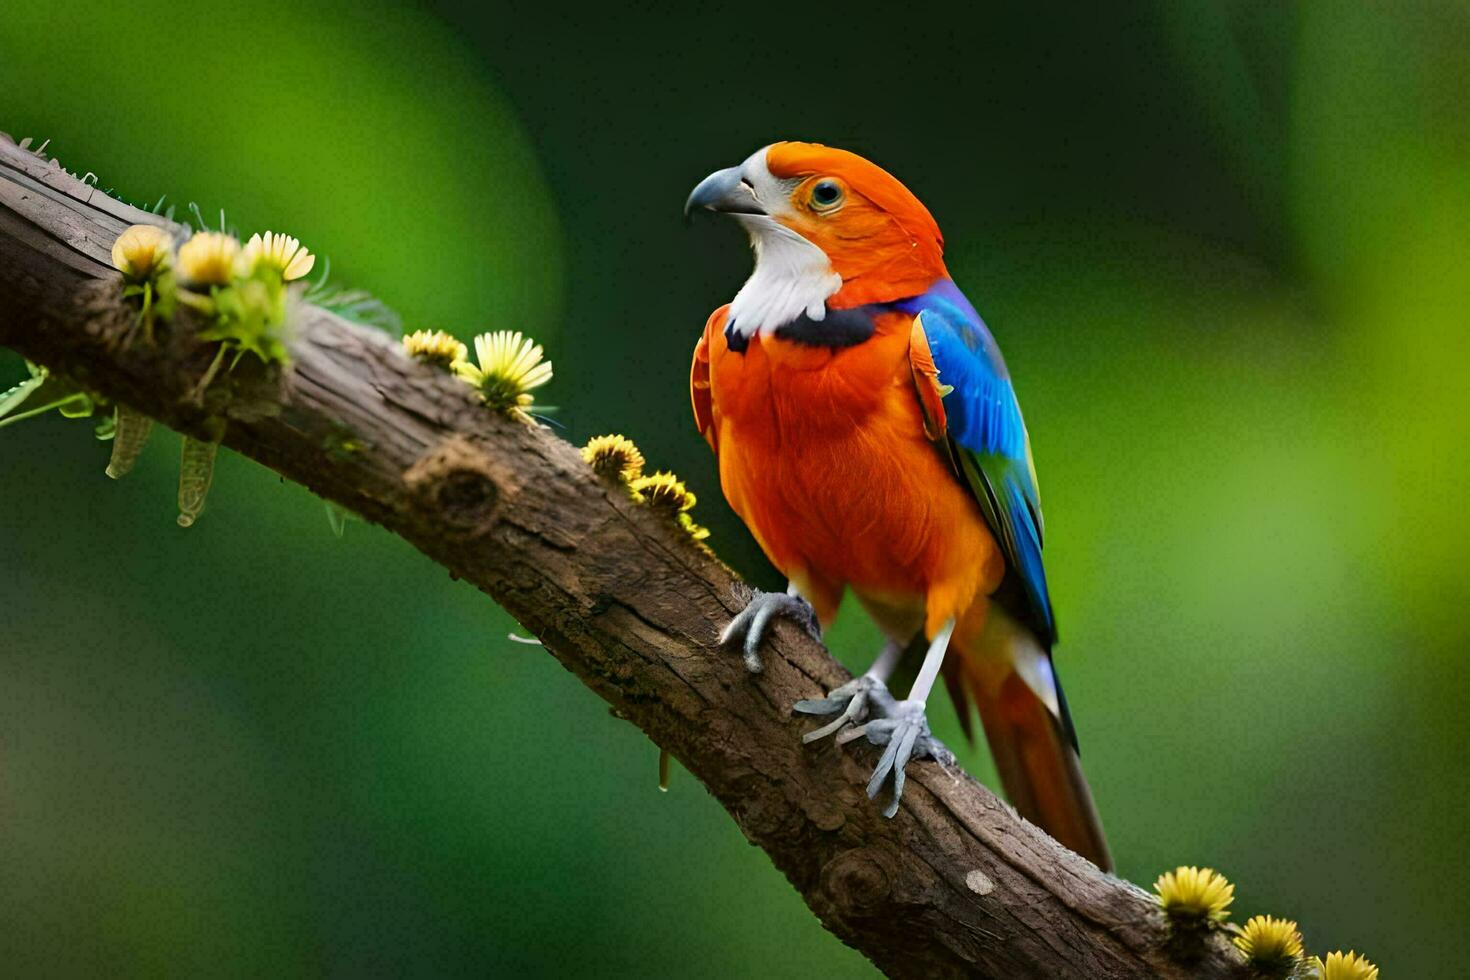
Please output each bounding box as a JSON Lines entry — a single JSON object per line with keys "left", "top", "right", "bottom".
{"left": 2, "top": 1, "right": 1467, "bottom": 975}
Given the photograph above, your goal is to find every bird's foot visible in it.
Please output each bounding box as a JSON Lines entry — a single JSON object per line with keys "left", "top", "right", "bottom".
{"left": 793, "top": 674, "right": 898, "bottom": 744}
{"left": 837, "top": 699, "right": 953, "bottom": 818}
{"left": 718, "top": 589, "right": 821, "bottom": 674}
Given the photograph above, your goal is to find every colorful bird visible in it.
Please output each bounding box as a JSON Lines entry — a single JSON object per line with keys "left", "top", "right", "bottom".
{"left": 685, "top": 142, "right": 1111, "bottom": 869}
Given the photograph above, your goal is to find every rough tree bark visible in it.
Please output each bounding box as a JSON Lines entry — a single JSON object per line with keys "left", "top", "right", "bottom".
{"left": 0, "top": 133, "right": 1242, "bottom": 979}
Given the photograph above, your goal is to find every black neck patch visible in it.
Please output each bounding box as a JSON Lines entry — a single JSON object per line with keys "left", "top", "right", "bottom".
{"left": 773, "top": 305, "right": 877, "bottom": 349}
{"left": 723, "top": 304, "right": 882, "bottom": 353}
{"left": 724, "top": 320, "right": 750, "bottom": 352}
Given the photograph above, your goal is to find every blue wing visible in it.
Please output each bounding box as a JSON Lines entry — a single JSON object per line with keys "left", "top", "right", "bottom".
{"left": 897, "top": 280, "right": 1056, "bottom": 648}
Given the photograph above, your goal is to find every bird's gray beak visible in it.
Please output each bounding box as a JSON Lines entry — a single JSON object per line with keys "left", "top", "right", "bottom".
{"left": 684, "top": 165, "right": 765, "bottom": 221}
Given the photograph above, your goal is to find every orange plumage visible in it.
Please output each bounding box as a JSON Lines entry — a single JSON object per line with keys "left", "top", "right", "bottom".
{"left": 695, "top": 305, "right": 1001, "bottom": 644}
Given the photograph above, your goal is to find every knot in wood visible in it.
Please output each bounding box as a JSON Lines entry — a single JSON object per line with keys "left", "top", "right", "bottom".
{"left": 404, "top": 436, "right": 515, "bottom": 536}
{"left": 821, "top": 847, "right": 896, "bottom": 917}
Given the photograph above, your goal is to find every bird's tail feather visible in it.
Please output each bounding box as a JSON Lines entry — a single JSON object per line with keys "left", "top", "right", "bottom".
{"left": 967, "top": 662, "right": 1113, "bottom": 870}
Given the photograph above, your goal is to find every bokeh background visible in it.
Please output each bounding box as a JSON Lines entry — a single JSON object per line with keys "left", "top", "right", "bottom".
{"left": 2, "top": 1, "right": 1467, "bottom": 975}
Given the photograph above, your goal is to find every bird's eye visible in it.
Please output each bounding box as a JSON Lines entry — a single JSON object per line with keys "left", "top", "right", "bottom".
{"left": 809, "top": 179, "right": 844, "bottom": 211}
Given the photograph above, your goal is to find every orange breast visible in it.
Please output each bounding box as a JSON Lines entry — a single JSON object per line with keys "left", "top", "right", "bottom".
{"left": 706, "top": 311, "right": 1004, "bottom": 635}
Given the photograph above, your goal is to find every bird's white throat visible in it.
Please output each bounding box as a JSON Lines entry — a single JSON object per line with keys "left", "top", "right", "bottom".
{"left": 726, "top": 215, "right": 842, "bottom": 338}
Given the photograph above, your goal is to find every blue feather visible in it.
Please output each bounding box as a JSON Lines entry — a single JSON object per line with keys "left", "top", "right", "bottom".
{"left": 896, "top": 280, "right": 1056, "bottom": 646}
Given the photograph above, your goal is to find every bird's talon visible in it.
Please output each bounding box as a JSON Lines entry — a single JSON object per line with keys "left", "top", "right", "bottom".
{"left": 719, "top": 589, "right": 821, "bottom": 673}
{"left": 792, "top": 695, "right": 846, "bottom": 714}
{"left": 794, "top": 674, "right": 895, "bottom": 744}
{"left": 801, "top": 696, "right": 863, "bottom": 743}
{"left": 852, "top": 699, "right": 947, "bottom": 818}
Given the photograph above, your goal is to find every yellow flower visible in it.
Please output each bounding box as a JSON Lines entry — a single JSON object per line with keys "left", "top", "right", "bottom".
{"left": 402, "top": 330, "right": 467, "bottom": 370}
{"left": 455, "top": 330, "right": 553, "bottom": 411}
{"left": 678, "top": 512, "right": 711, "bottom": 541}
{"left": 1234, "top": 915, "right": 1303, "bottom": 964}
{"left": 631, "top": 471, "right": 696, "bottom": 513}
{"left": 1318, "top": 951, "right": 1378, "bottom": 980}
{"left": 111, "top": 224, "right": 172, "bottom": 281}
{"left": 627, "top": 470, "right": 707, "bottom": 542}
{"left": 242, "top": 230, "right": 316, "bottom": 281}
{"left": 177, "top": 231, "right": 242, "bottom": 287}
{"left": 582, "top": 434, "right": 646, "bottom": 483}
{"left": 1154, "top": 866, "right": 1233, "bottom": 924}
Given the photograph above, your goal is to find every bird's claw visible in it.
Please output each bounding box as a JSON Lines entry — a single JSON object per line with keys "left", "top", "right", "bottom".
{"left": 794, "top": 674, "right": 898, "bottom": 744}
{"left": 719, "top": 589, "right": 821, "bottom": 673}
{"left": 836, "top": 699, "right": 952, "bottom": 818}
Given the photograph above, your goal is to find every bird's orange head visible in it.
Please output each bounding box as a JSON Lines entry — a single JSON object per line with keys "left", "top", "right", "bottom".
{"left": 686, "top": 143, "right": 947, "bottom": 337}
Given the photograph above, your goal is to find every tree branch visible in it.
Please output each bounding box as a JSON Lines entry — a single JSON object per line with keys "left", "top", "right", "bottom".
{"left": 0, "top": 133, "right": 1241, "bottom": 979}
